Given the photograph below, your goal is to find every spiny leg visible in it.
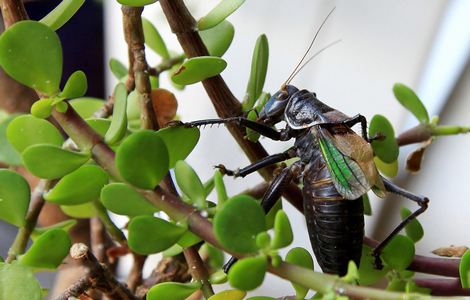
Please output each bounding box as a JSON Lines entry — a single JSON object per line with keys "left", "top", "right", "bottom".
{"left": 371, "top": 177, "right": 429, "bottom": 268}
{"left": 217, "top": 148, "right": 297, "bottom": 178}
{"left": 223, "top": 163, "right": 301, "bottom": 273}
{"left": 169, "top": 117, "right": 290, "bottom": 141}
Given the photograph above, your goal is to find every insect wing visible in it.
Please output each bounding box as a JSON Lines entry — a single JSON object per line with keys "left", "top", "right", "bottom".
{"left": 315, "top": 126, "right": 383, "bottom": 199}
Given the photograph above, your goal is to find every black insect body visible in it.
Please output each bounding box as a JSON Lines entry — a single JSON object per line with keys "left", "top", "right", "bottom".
{"left": 177, "top": 86, "right": 429, "bottom": 276}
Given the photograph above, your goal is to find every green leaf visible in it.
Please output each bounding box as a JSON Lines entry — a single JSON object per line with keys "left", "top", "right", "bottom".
{"left": 60, "top": 70, "right": 87, "bottom": 99}
{"left": 142, "top": 18, "right": 169, "bottom": 59}
{"left": 362, "top": 193, "right": 372, "bottom": 216}
{"left": 7, "top": 115, "right": 64, "bottom": 153}
{"left": 246, "top": 297, "right": 276, "bottom": 300}
{"left": 198, "top": 0, "right": 246, "bottom": 30}
{"left": 0, "top": 115, "right": 22, "bottom": 166}
{"left": 200, "top": 20, "right": 235, "bottom": 57}
{"left": 109, "top": 58, "right": 128, "bottom": 80}
{"left": 214, "top": 170, "right": 228, "bottom": 206}
{"left": 374, "top": 157, "right": 398, "bottom": 178}
{"left": 200, "top": 243, "right": 224, "bottom": 269}
{"left": 69, "top": 98, "right": 104, "bottom": 119}
{"left": 128, "top": 216, "right": 186, "bottom": 255}
{"left": 100, "top": 183, "right": 157, "bottom": 217}
{"left": 117, "top": 0, "right": 158, "bottom": 7}
{"left": 381, "top": 234, "right": 415, "bottom": 270}
{"left": 265, "top": 198, "right": 282, "bottom": 229}
{"left": 147, "top": 282, "right": 201, "bottom": 300}
{"left": 61, "top": 202, "right": 96, "bottom": 218}
{"left": 246, "top": 110, "right": 260, "bottom": 142}
{"left": 22, "top": 144, "right": 90, "bottom": 179}
{"left": 0, "top": 263, "right": 42, "bottom": 300}
{"left": 208, "top": 290, "right": 246, "bottom": 300}
{"left": 0, "top": 21, "right": 62, "bottom": 95}
{"left": 44, "top": 165, "right": 108, "bottom": 205}
{"left": 228, "top": 255, "right": 267, "bottom": 291}
{"left": 175, "top": 161, "right": 206, "bottom": 208}
{"left": 270, "top": 210, "right": 293, "bottom": 249}
{"left": 116, "top": 130, "right": 169, "bottom": 189}
{"left": 400, "top": 207, "right": 424, "bottom": 243}
{"left": 393, "top": 83, "right": 429, "bottom": 124}
{"left": 19, "top": 229, "right": 71, "bottom": 270}
{"left": 105, "top": 83, "right": 128, "bottom": 145}
{"left": 177, "top": 231, "right": 202, "bottom": 248}
{"left": 31, "top": 219, "right": 77, "bottom": 240}
{"left": 358, "top": 245, "right": 389, "bottom": 285}
{"left": 162, "top": 244, "right": 183, "bottom": 257}
{"left": 369, "top": 114, "right": 399, "bottom": 163}
{"left": 86, "top": 118, "right": 111, "bottom": 137}
{"left": 126, "top": 90, "right": 140, "bottom": 121}
{"left": 155, "top": 127, "right": 200, "bottom": 168}
{"left": 285, "top": 247, "right": 314, "bottom": 299}
{"left": 255, "top": 232, "right": 271, "bottom": 249}
{"left": 243, "top": 34, "right": 269, "bottom": 110}
{"left": 171, "top": 56, "right": 227, "bottom": 85}
{"left": 30, "top": 98, "right": 54, "bottom": 119}
{"left": 213, "top": 195, "right": 266, "bottom": 253}
{"left": 39, "top": 0, "right": 85, "bottom": 31}
{"left": 0, "top": 169, "right": 30, "bottom": 227}
{"left": 459, "top": 250, "right": 470, "bottom": 288}
{"left": 209, "top": 269, "right": 227, "bottom": 284}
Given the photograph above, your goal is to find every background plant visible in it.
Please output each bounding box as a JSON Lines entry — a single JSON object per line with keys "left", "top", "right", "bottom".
{"left": 0, "top": 0, "right": 469, "bottom": 299}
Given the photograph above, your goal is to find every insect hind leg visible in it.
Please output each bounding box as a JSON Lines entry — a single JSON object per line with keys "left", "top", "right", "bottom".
{"left": 371, "top": 177, "right": 429, "bottom": 269}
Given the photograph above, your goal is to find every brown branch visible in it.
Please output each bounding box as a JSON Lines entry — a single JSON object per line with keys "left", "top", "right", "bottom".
{"left": 6, "top": 179, "right": 50, "bottom": 262}
{"left": 397, "top": 124, "right": 433, "bottom": 146}
{"left": 0, "top": 0, "right": 28, "bottom": 28}
{"left": 54, "top": 276, "right": 93, "bottom": 300}
{"left": 183, "top": 246, "right": 214, "bottom": 298}
{"left": 127, "top": 253, "right": 147, "bottom": 292}
{"left": 90, "top": 217, "right": 107, "bottom": 263}
{"left": 67, "top": 243, "right": 138, "bottom": 300}
{"left": 415, "top": 278, "right": 470, "bottom": 296}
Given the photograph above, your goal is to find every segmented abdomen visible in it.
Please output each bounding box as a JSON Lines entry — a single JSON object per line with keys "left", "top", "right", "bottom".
{"left": 302, "top": 159, "right": 364, "bottom": 276}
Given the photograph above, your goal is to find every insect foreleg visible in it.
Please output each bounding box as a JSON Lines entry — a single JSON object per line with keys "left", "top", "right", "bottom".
{"left": 217, "top": 148, "right": 297, "bottom": 178}
{"left": 371, "top": 177, "right": 429, "bottom": 269}
{"left": 223, "top": 163, "right": 302, "bottom": 273}
{"left": 342, "top": 114, "right": 368, "bottom": 141}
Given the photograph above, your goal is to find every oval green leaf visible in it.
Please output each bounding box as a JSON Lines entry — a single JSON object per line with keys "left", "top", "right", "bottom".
{"left": 393, "top": 83, "right": 429, "bottom": 124}
{"left": 100, "top": 183, "right": 157, "bottom": 217}
{"left": 22, "top": 144, "right": 90, "bottom": 179}
{"left": 176, "top": 231, "right": 202, "bottom": 248}
{"left": 208, "top": 290, "right": 246, "bottom": 300}
{"left": 358, "top": 245, "right": 389, "bottom": 285}
{"left": 171, "top": 56, "right": 227, "bottom": 85}
{"left": 61, "top": 70, "right": 87, "bottom": 99}
{"left": 362, "top": 193, "right": 372, "bottom": 216}
{"left": 128, "top": 216, "right": 186, "bottom": 255}
{"left": 69, "top": 98, "right": 104, "bottom": 119}
{"left": 155, "top": 127, "right": 200, "bottom": 168}
{"left": 30, "top": 98, "right": 54, "bottom": 119}
{"left": 459, "top": 250, "right": 470, "bottom": 288}
{"left": 117, "top": 0, "right": 158, "bottom": 6}
{"left": 31, "top": 219, "right": 77, "bottom": 241}
{"left": 0, "top": 263, "right": 42, "bottom": 300}
{"left": 105, "top": 83, "right": 128, "bottom": 145}
{"left": 116, "top": 130, "right": 169, "bottom": 189}
{"left": 270, "top": 210, "right": 293, "bottom": 249}
{"left": 61, "top": 202, "right": 96, "bottom": 218}
{"left": 198, "top": 0, "right": 246, "bottom": 30}
{"left": 200, "top": 242, "right": 224, "bottom": 269}
{"left": 147, "top": 282, "right": 201, "bottom": 300}
{"left": 200, "top": 20, "right": 235, "bottom": 57}
{"left": 19, "top": 228, "right": 71, "bottom": 270}
{"left": 374, "top": 157, "right": 398, "bottom": 178}
{"left": 400, "top": 207, "right": 424, "bottom": 243}
{"left": 109, "top": 58, "right": 128, "bottom": 80}
{"left": 39, "top": 0, "right": 85, "bottom": 31}
{"left": 142, "top": 18, "right": 169, "bottom": 59}
{"left": 213, "top": 195, "right": 266, "bottom": 253}
{"left": 243, "top": 34, "right": 269, "bottom": 110}
{"left": 285, "top": 247, "right": 314, "bottom": 300}
{"left": 228, "top": 255, "right": 267, "bottom": 291}
{"left": 369, "top": 114, "right": 399, "bottom": 163}
{"left": 0, "top": 21, "right": 62, "bottom": 95}
{"left": 381, "top": 234, "right": 415, "bottom": 270}
{"left": 7, "top": 115, "right": 64, "bottom": 153}
{"left": 0, "top": 170, "right": 30, "bottom": 227}
{"left": 175, "top": 161, "right": 206, "bottom": 208}
{"left": 246, "top": 297, "right": 276, "bottom": 300}
{"left": 44, "top": 165, "right": 108, "bottom": 205}
{"left": 0, "top": 115, "right": 22, "bottom": 166}
{"left": 214, "top": 170, "right": 228, "bottom": 206}
{"left": 86, "top": 118, "right": 111, "bottom": 137}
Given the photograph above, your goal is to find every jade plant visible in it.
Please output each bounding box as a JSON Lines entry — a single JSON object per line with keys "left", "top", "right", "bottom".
{"left": 0, "top": 0, "right": 470, "bottom": 299}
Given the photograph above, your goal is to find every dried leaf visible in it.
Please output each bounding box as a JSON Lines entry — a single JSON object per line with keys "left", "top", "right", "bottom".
{"left": 151, "top": 88, "right": 178, "bottom": 127}
{"left": 406, "top": 138, "right": 432, "bottom": 173}
{"left": 432, "top": 245, "right": 469, "bottom": 257}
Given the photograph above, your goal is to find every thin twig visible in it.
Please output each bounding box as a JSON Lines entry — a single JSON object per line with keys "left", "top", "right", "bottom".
{"left": 54, "top": 276, "right": 93, "bottom": 300}
{"left": 6, "top": 179, "right": 50, "bottom": 262}
{"left": 183, "top": 246, "right": 215, "bottom": 298}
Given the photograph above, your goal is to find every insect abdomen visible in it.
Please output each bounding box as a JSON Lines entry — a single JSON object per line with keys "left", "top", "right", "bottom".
{"left": 302, "top": 160, "right": 364, "bottom": 276}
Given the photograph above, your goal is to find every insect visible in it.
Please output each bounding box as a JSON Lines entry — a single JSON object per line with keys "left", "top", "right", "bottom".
{"left": 172, "top": 9, "right": 429, "bottom": 275}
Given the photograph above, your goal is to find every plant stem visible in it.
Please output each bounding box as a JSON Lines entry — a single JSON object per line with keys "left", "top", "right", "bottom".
{"left": 183, "top": 246, "right": 215, "bottom": 299}
{"left": 6, "top": 179, "right": 50, "bottom": 262}
{"left": 93, "top": 200, "right": 126, "bottom": 245}
{"left": 54, "top": 276, "right": 93, "bottom": 300}
{"left": 149, "top": 53, "right": 186, "bottom": 76}
{"left": 433, "top": 125, "right": 470, "bottom": 136}
{"left": 0, "top": 0, "right": 28, "bottom": 28}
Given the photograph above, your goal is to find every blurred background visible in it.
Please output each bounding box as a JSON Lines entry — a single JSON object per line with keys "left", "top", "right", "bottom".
{"left": 1, "top": 0, "right": 470, "bottom": 298}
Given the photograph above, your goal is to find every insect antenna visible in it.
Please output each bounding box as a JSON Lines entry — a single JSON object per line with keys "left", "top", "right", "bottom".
{"left": 282, "top": 7, "right": 336, "bottom": 89}
{"left": 287, "top": 39, "right": 342, "bottom": 83}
